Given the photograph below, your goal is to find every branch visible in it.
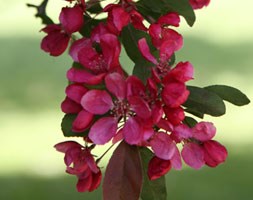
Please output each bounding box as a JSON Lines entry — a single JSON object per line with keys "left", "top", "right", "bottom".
{"left": 27, "top": 0, "right": 54, "bottom": 25}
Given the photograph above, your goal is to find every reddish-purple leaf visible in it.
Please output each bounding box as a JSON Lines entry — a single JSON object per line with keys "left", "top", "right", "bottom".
{"left": 103, "top": 141, "right": 142, "bottom": 200}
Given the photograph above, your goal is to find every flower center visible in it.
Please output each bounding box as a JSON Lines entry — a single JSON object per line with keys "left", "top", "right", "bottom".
{"left": 156, "top": 61, "right": 170, "bottom": 77}
{"left": 111, "top": 99, "right": 132, "bottom": 119}
{"left": 91, "top": 55, "right": 108, "bottom": 74}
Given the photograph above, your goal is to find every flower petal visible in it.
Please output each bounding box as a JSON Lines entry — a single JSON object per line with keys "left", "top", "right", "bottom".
{"left": 81, "top": 90, "right": 113, "bottom": 115}
{"left": 59, "top": 6, "right": 84, "bottom": 34}
{"left": 203, "top": 140, "right": 228, "bottom": 167}
{"left": 61, "top": 97, "right": 82, "bottom": 114}
{"left": 69, "top": 38, "right": 93, "bottom": 62}
{"left": 150, "top": 132, "right": 176, "bottom": 160}
{"left": 126, "top": 76, "right": 146, "bottom": 97}
{"left": 171, "top": 147, "right": 182, "bottom": 170}
{"left": 182, "top": 142, "right": 204, "bottom": 169}
{"left": 123, "top": 117, "right": 142, "bottom": 145}
{"left": 192, "top": 122, "right": 216, "bottom": 142}
{"left": 65, "top": 84, "right": 88, "bottom": 103}
{"left": 89, "top": 117, "right": 118, "bottom": 144}
{"left": 164, "top": 106, "right": 185, "bottom": 126}
{"left": 171, "top": 124, "right": 192, "bottom": 143}
{"left": 157, "top": 12, "right": 180, "bottom": 27}
{"left": 67, "top": 68, "right": 106, "bottom": 85}
{"left": 138, "top": 38, "right": 158, "bottom": 64}
{"left": 105, "top": 72, "right": 126, "bottom": 100}
{"left": 148, "top": 156, "right": 171, "bottom": 180}
{"left": 128, "top": 96, "right": 151, "bottom": 119}
{"left": 41, "top": 30, "right": 70, "bottom": 56}
{"left": 54, "top": 141, "right": 82, "bottom": 153}
{"left": 189, "top": 0, "right": 210, "bottom": 9}
{"left": 110, "top": 7, "right": 130, "bottom": 32}
{"left": 76, "top": 175, "right": 93, "bottom": 192}
{"left": 165, "top": 61, "right": 194, "bottom": 83}
{"left": 100, "top": 34, "right": 121, "bottom": 69}
{"left": 88, "top": 171, "right": 102, "bottom": 192}
{"left": 72, "top": 110, "right": 94, "bottom": 132}
{"left": 162, "top": 82, "right": 189, "bottom": 108}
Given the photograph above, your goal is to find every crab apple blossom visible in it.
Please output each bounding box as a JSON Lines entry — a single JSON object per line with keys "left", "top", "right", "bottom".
{"left": 148, "top": 156, "right": 172, "bottom": 180}
{"left": 41, "top": 5, "right": 84, "bottom": 56}
{"left": 104, "top": 1, "right": 147, "bottom": 35}
{"left": 54, "top": 141, "right": 102, "bottom": 192}
{"left": 80, "top": 72, "right": 153, "bottom": 145}
{"left": 61, "top": 84, "right": 94, "bottom": 132}
{"left": 41, "top": 24, "right": 70, "bottom": 56}
{"left": 68, "top": 33, "right": 122, "bottom": 85}
{"left": 203, "top": 140, "right": 228, "bottom": 167}
{"left": 138, "top": 38, "right": 189, "bottom": 80}
{"left": 29, "top": 0, "right": 249, "bottom": 198}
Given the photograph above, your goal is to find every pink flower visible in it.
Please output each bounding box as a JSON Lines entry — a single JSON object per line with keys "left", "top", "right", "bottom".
{"left": 148, "top": 156, "right": 172, "bottom": 180}
{"left": 41, "top": 5, "right": 84, "bottom": 56}
{"left": 171, "top": 124, "right": 192, "bottom": 143}
{"left": 104, "top": 5, "right": 130, "bottom": 34}
{"left": 148, "top": 12, "right": 183, "bottom": 51}
{"left": 104, "top": 2, "right": 147, "bottom": 34}
{"left": 161, "top": 82, "right": 190, "bottom": 108}
{"left": 59, "top": 6, "right": 84, "bottom": 34}
{"left": 138, "top": 39, "right": 191, "bottom": 80}
{"left": 192, "top": 122, "right": 216, "bottom": 142}
{"left": 41, "top": 25, "right": 70, "bottom": 56}
{"left": 203, "top": 140, "right": 228, "bottom": 167}
{"left": 54, "top": 141, "right": 102, "bottom": 192}
{"left": 68, "top": 34, "right": 122, "bottom": 85}
{"left": 61, "top": 97, "right": 82, "bottom": 114}
{"left": 163, "top": 62, "right": 194, "bottom": 83}
{"left": 80, "top": 72, "right": 152, "bottom": 145}
{"left": 61, "top": 84, "right": 94, "bottom": 133}
{"left": 157, "top": 12, "right": 180, "bottom": 27}
{"left": 163, "top": 106, "right": 185, "bottom": 126}
{"left": 189, "top": 0, "right": 210, "bottom": 9}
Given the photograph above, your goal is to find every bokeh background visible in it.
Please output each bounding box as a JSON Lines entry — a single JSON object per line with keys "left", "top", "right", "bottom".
{"left": 0, "top": 0, "right": 252, "bottom": 199}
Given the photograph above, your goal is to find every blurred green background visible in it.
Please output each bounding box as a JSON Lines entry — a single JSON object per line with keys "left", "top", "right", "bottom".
{"left": 0, "top": 0, "right": 252, "bottom": 199}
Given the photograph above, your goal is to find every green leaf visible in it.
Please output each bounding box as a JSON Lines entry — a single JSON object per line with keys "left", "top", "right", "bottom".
{"left": 136, "top": 0, "right": 195, "bottom": 26}
{"left": 86, "top": 0, "right": 103, "bottom": 14}
{"left": 184, "top": 108, "right": 204, "bottom": 119}
{"left": 121, "top": 24, "right": 155, "bottom": 63}
{"left": 184, "top": 86, "right": 226, "bottom": 117}
{"left": 136, "top": 0, "right": 164, "bottom": 14}
{"left": 79, "top": 15, "right": 104, "bottom": 37}
{"left": 140, "top": 148, "right": 167, "bottom": 200}
{"left": 205, "top": 85, "right": 250, "bottom": 106}
{"left": 133, "top": 59, "right": 153, "bottom": 83}
{"left": 103, "top": 141, "right": 143, "bottom": 200}
{"left": 183, "top": 116, "right": 198, "bottom": 128}
{"left": 163, "top": 0, "right": 196, "bottom": 26}
{"left": 61, "top": 114, "right": 88, "bottom": 137}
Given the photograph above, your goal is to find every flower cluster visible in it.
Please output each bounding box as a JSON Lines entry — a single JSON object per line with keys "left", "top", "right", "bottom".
{"left": 39, "top": 0, "right": 228, "bottom": 193}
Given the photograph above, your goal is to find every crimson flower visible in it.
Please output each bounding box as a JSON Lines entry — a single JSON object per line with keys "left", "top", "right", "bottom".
{"left": 104, "top": 1, "right": 147, "bottom": 35}
{"left": 149, "top": 12, "right": 183, "bottom": 51}
{"left": 61, "top": 83, "right": 94, "bottom": 133}
{"left": 54, "top": 141, "right": 102, "bottom": 192}
{"left": 68, "top": 33, "right": 122, "bottom": 85}
{"left": 138, "top": 38, "right": 193, "bottom": 108}
{"left": 41, "top": 5, "right": 84, "bottom": 56}
{"left": 148, "top": 156, "right": 171, "bottom": 180}
{"left": 80, "top": 72, "right": 153, "bottom": 145}
{"left": 175, "top": 122, "right": 228, "bottom": 169}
